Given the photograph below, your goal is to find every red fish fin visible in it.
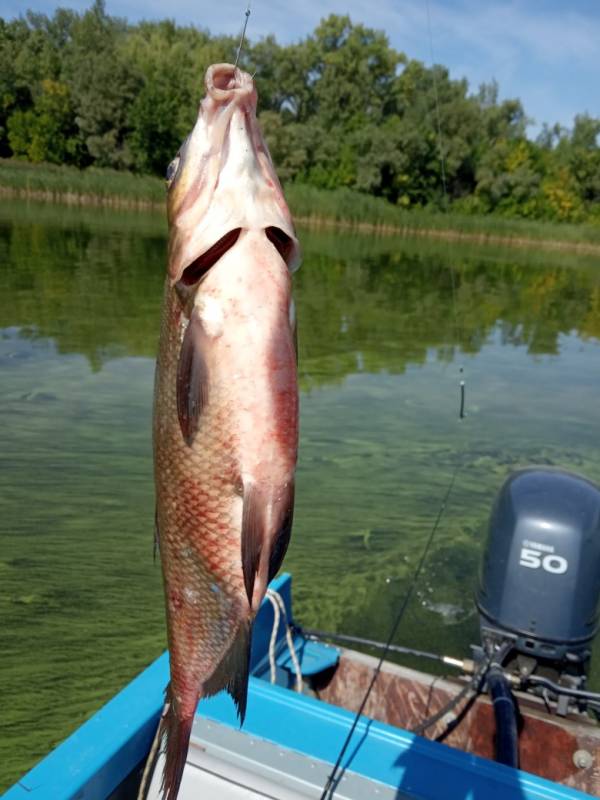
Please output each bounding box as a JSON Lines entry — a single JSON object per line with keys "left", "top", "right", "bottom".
{"left": 203, "top": 621, "right": 252, "bottom": 724}
{"left": 241, "top": 485, "right": 263, "bottom": 605}
{"left": 176, "top": 310, "right": 209, "bottom": 446}
{"left": 268, "top": 483, "right": 295, "bottom": 582}
{"left": 159, "top": 686, "right": 193, "bottom": 800}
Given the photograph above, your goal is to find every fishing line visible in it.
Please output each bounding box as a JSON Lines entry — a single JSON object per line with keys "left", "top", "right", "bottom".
{"left": 318, "top": 459, "right": 462, "bottom": 800}
{"left": 319, "top": 8, "right": 474, "bottom": 797}
{"left": 425, "top": 0, "right": 466, "bottom": 419}
{"left": 425, "top": 0, "right": 448, "bottom": 205}
{"left": 234, "top": 2, "right": 251, "bottom": 69}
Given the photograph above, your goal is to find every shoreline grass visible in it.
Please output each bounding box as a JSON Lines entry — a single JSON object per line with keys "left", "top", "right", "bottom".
{"left": 2, "top": 158, "right": 600, "bottom": 253}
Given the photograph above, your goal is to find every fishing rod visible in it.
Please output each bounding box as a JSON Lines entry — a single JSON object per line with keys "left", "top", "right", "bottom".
{"left": 318, "top": 461, "right": 463, "bottom": 799}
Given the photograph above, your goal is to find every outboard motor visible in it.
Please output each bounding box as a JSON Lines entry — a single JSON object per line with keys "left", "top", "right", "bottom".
{"left": 477, "top": 467, "right": 600, "bottom": 664}
{"left": 476, "top": 467, "right": 600, "bottom": 720}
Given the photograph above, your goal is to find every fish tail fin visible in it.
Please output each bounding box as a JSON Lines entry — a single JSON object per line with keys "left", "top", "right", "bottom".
{"left": 159, "top": 686, "right": 193, "bottom": 800}
{"left": 157, "top": 625, "right": 252, "bottom": 798}
{"left": 203, "top": 620, "right": 252, "bottom": 724}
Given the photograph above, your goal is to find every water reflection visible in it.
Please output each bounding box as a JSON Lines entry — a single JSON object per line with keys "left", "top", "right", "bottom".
{"left": 2, "top": 202, "right": 600, "bottom": 372}
{"left": 1, "top": 199, "right": 600, "bottom": 790}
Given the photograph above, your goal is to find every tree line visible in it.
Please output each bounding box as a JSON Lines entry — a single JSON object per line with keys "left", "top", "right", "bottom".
{"left": 1, "top": 1, "right": 599, "bottom": 222}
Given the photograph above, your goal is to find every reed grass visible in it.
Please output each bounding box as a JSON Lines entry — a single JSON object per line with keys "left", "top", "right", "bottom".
{"left": 0, "top": 158, "right": 165, "bottom": 206}
{"left": 2, "top": 158, "right": 600, "bottom": 249}
{"left": 286, "top": 183, "right": 600, "bottom": 247}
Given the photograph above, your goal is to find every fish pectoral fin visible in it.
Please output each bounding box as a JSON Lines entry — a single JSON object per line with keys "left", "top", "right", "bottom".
{"left": 241, "top": 484, "right": 264, "bottom": 606}
{"left": 242, "top": 482, "right": 296, "bottom": 604}
{"left": 203, "top": 620, "right": 252, "bottom": 724}
{"left": 176, "top": 309, "right": 209, "bottom": 446}
{"left": 268, "top": 483, "right": 295, "bottom": 583}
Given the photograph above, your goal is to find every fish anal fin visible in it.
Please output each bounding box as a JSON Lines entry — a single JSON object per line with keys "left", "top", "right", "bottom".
{"left": 176, "top": 310, "right": 209, "bottom": 446}
{"left": 203, "top": 621, "right": 252, "bottom": 724}
{"left": 268, "top": 483, "right": 295, "bottom": 583}
{"left": 159, "top": 685, "right": 194, "bottom": 800}
{"left": 241, "top": 485, "right": 263, "bottom": 606}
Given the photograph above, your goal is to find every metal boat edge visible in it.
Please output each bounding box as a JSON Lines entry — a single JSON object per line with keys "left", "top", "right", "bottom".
{"left": 3, "top": 574, "right": 593, "bottom": 800}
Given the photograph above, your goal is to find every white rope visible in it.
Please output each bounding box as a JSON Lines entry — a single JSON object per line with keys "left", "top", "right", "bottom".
{"left": 265, "top": 588, "right": 304, "bottom": 693}
{"left": 266, "top": 589, "right": 281, "bottom": 684}
{"left": 136, "top": 702, "right": 168, "bottom": 800}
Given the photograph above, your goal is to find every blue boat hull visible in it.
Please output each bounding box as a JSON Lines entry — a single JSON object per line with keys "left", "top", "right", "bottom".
{"left": 3, "top": 574, "right": 593, "bottom": 800}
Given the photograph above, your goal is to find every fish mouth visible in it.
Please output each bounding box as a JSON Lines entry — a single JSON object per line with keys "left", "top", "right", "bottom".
{"left": 205, "top": 64, "right": 255, "bottom": 103}
{"left": 167, "top": 61, "right": 301, "bottom": 283}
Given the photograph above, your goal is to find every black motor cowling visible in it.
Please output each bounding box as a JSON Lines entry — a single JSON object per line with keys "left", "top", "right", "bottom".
{"left": 477, "top": 467, "right": 600, "bottom": 663}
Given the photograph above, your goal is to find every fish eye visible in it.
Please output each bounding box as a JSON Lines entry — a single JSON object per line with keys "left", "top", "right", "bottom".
{"left": 166, "top": 155, "right": 180, "bottom": 186}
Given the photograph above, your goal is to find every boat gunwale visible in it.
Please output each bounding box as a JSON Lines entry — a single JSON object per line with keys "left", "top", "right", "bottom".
{"left": 3, "top": 574, "right": 594, "bottom": 800}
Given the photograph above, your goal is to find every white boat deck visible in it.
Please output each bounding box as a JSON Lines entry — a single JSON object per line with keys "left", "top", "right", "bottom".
{"left": 145, "top": 715, "right": 408, "bottom": 799}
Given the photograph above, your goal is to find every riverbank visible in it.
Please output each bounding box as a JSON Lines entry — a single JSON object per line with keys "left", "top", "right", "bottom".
{"left": 2, "top": 159, "right": 599, "bottom": 253}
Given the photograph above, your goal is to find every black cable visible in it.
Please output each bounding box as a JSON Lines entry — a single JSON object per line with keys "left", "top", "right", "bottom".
{"left": 297, "top": 627, "right": 451, "bottom": 665}
{"left": 524, "top": 675, "right": 600, "bottom": 702}
{"left": 411, "top": 656, "right": 490, "bottom": 736}
{"left": 411, "top": 681, "right": 473, "bottom": 735}
{"left": 318, "top": 461, "right": 462, "bottom": 800}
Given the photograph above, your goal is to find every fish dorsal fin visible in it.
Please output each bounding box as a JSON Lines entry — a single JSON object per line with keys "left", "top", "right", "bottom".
{"left": 176, "top": 310, "right": 209, "bottom": 446}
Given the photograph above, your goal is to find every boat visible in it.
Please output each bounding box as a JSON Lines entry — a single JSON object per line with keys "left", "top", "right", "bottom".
{"left": 5, "top": 467, "right": 600, "bottom": 800}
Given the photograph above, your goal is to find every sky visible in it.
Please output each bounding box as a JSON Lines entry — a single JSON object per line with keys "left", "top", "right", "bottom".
{"left": 3, "top": 0, "right": 599, "bottom": 136}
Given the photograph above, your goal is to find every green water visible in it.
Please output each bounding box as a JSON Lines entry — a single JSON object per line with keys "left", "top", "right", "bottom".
{"left": 1, "top": 199, "right": 600, "bottom": 790}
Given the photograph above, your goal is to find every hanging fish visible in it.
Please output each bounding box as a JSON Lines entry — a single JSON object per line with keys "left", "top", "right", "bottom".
{"left": 152, "top": 63, "right": 300, "bottom": 800}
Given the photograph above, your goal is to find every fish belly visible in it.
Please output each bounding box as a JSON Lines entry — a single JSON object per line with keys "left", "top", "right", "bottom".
{"left": 152, "top": 231, "right": 297, "bottom": 800}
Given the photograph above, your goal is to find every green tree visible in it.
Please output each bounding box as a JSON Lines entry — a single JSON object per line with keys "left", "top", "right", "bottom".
{"left": 309, "top": 15, "right": 402, "bottom": 129}
{"left": 8, "top": 78, "right": 82, "bottom": 163}
{"left": 1, "top": 4, "right": 599, "bottom": 223}
{"left": 475, "top": 138, "right": 544, "bottom": 217}
{"left": 123, "top": 20, "right": 235, "bottom": 174}
{"left": 537, "top": 114, "right": 600, "bottom": 220}
{"left": 61, "top": 0, "right": 140, "bottom": 168}
{"left": 565, "top": 115, "right": 600, "bottom": 205}
{"left": 0, "top": 19, "right": 32, "bottom": 156}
